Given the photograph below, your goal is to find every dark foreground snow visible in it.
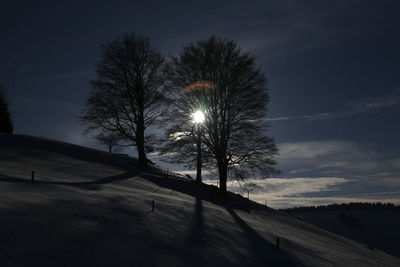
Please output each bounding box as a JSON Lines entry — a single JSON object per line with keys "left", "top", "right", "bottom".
{"left": 0, "top": 134, "right": 399, "bottom": 266}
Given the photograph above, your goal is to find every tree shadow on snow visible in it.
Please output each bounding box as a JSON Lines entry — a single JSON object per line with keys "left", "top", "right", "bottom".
{"left": 0, "top": 169, "right": 140, "bottom": 190}
{"left": 140, "top": 169, "right": 302, "bottom": 266}
{"left": 0, "top": 174, "right": 32, "bottom": 184}
{"left": 140, "top": 167, "right": 266, "bottom": 211}
{"left": 225, "top": 207, "right": 301, "bottom": 266}
{"left": 0, "top": 165, "right": 308, "bottom": 266}
{"left": 182, "top": 196, "right": 208, "bottom": 266}
{"left": 0, "top": 197, "right": 174, "bottom": 266}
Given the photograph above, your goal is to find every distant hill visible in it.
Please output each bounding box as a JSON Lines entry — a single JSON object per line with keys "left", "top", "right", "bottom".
{"left": 282, "top": 203, "right": 400, "bottom": 258}
{"left": 0, "top": 134, "right": 399, "bottom": 266}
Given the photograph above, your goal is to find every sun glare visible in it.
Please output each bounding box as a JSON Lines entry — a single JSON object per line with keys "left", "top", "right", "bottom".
{"left": 193, "top": 110, "right": 205, "bottom": 123}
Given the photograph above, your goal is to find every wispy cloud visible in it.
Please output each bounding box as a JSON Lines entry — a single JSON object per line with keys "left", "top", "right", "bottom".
{"left": 277, "top": 140, "right": 400, "bottom": 180}
{"left": 266, "top": 95, "right": 400, "bottom": 122}
{"left": 157, "top": 138, "right": 400, "bottom": 209}
{"left": 199, "top": 139, "right": 400, "bottom": 208}
{"left": 265, "top": 113, "right": 332, "bottom": 122}
{"left": 203, "top": 176, "right": 400, "bottom": 209}
{"left": 227, "top": 177, "right": 349, "bottom": 197}
{"left": 354, "top": 96, "right": 400, "bottom": 111}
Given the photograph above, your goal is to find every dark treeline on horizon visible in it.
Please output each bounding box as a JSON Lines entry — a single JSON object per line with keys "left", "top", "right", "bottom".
{"left": 281, "top": 202, "right": 400, "bottom": 212}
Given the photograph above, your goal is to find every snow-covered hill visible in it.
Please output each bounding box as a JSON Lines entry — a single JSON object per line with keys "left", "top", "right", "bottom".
{"left": 0, "top": 134, "right": 399, "bottom": 266}
{"left": 283, "top": 206, "right": 400, "bottom": 259}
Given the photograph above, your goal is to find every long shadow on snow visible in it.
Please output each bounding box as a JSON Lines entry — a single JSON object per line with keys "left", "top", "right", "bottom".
{"left": 141, "top": 168, "right": 303, "bottom": 266}
{"left": 226, "top": 207, "right": 301, "bottom": 266}
{"left": 141, "top": 167, "right": 268, "bottom": 211}
{"left": 0, "top": 169, "right": 140, "bottom": 190}
{"left": 0, "top": 174, "right": 33, "bottom": 184}
{"left": 1, "top": 166, "right": 302, "bottom": 266}
{"left": 182, "top": 196, "right": 208, "bottom": 266}
{"left": 0, "top": 197, "right": 179, "bottom": 266}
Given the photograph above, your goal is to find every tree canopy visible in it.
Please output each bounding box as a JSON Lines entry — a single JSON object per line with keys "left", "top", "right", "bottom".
{"left": 163, "top": 36, "right": 278, "bottom": 192}
{"left": 81, "top": 33, "right": 165, "bottom": 167}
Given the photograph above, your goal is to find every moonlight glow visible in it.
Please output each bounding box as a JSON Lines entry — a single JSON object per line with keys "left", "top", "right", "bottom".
{"left": 192, "top": 110, "right": 205, "bottom": 123}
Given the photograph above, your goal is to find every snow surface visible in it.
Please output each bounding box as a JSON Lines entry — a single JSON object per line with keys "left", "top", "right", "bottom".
{"left": 287, "top": 209, "right": 400, "bottom": 259}
{"left": 0, "top": 134, "right": 399, "bottom": 266}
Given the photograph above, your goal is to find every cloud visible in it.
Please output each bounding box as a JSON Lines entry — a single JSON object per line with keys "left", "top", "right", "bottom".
{"left": 196, "top": 139, "right": 400, "bottom": 208}
{"left": 354, "top": 96, "right": 400, "bottom": 111}
{"left": 164, "top": 139, "right": 400, "bottom": 209}
{"left": 228, "top": 177, "right": 349, "bottom": 197}
{"left": 203, "top": 176, "right": 400, "bottom": 209}
{"left": 265, "top": 94, "right": 400, "bottom": 122}
{"left": 276, "top": 140, "right": 400, "bottom": 181}
{"left": 262, "top": 113, "right": 332, "bottom": 122}
{"left": 277, "top": 140, "right": 363, "bottom": 160}
{"left": 204, "top": 176, "right": 400, "bottom": 208}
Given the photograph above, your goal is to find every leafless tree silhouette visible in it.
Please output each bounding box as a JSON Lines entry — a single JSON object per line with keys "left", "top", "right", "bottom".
{"left": 95, "top": 131, "right": 124, "bottom": 153}
{"left": 81, "top": 34, "right": 165, "bottom": 167}
{"left": 163, "top": 36, "right": 279, "bottom": 193}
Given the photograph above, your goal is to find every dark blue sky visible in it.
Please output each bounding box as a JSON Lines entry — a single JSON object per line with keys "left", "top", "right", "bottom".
{"left": 1, "top": 0, "right": 400, "bottom": 205}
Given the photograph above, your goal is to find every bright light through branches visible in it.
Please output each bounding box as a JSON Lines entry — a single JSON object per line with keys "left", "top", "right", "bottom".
{"left": 192, "top": 110, "right": 205, "bottom": 124}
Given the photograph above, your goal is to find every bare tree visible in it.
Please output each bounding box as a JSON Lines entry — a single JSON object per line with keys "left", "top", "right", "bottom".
{"left": 164, "top": 36, "right": 279, "bottom": 193}
{"left": 0, "top": 86, "right": 13, "bottom": 134}
{"left": 95, "top": 131, "right": 124, "bottom": 153}
{"left": 81, "top": 33, "right": 165, "bottom": 167}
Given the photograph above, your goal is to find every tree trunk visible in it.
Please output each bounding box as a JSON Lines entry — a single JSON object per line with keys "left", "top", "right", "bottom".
{"left": 196, "top": 127, "right": 202, "bottom": 183}
{"left": 218, "top": 159, "right": 228, "bottom": 193}
{"left": 137, "top": 135, "right": 147, "bottom": 167}
{"left": 136, "top": 115, "right": 148, "bottom": 168}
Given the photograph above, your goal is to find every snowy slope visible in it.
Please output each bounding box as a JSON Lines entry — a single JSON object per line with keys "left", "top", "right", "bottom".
{"left": 0, "top": 134, "right": 399, "bottom": 266}
{"left": 285, "top": 209, "right": 400, "bottom": 259}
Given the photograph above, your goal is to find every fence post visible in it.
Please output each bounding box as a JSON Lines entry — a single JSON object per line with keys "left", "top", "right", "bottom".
{"left": 31, "top": 170, "right": 34, "bottom": 182}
